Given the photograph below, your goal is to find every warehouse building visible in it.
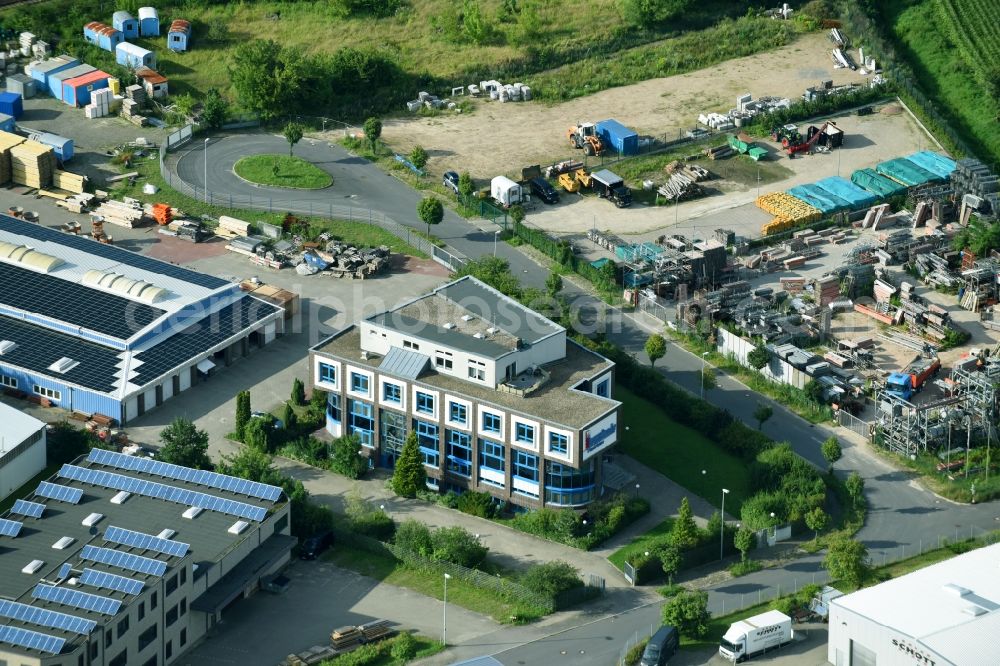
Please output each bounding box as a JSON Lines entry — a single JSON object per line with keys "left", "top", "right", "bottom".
{"left": 310, "top": 276, "right": 620, "bottom": 509}
{"left": 828, "top": 542, "right": 1000, "bottom": 666}
{"left": 0, "top": 448, "right": 293, "bottom": 665}
{"left": 0, "top": 214, "right": 284, "bottom": 425}
{"left": 0, "top": 403, "right": 46, "bottom": 500}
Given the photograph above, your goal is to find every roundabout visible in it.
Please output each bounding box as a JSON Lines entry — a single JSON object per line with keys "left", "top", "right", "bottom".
{"left": 233, "top": 153, "right": 333, "bottom": 190}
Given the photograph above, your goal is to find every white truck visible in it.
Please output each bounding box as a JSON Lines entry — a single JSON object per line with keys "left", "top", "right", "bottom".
{"left": 490, "top": 176, "right": 523, "bottom": 208}
{"left": 718, "top": 609, "right": 792, "bottom": 662}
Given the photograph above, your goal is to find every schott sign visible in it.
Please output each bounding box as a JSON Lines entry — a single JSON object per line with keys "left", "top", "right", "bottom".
{"left": 891, "top": 638, "right": 937, "bottom": 665}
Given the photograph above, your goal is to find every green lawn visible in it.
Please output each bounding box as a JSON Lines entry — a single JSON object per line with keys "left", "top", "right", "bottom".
{"left": 617, "top": 386, "right": 751, "bottom": 513}
{"left": 234, "top": 154, "right": 333, "bottom": 190}
{"left": 608, "top": 519, "right": 674, "bottom": 569}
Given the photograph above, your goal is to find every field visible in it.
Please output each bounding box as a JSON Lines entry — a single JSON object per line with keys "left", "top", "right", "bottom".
{"left": 234, "top": 154, "right": 334, "bottom": 189}
{"left": 882, "top": 0, "right": 1000, "bottom": 167}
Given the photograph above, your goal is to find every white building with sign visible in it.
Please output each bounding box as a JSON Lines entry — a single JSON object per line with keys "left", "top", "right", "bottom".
{"left": 309, "top": 276, "right": 620, "bottom": 509}
{"left": 828, "top": 542, "right": 1000, "bottom": 666}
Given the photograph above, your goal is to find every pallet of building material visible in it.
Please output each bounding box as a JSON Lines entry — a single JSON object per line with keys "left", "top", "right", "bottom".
{"left": 218, "top": 214, "right": 251, "bottom": 237}
{"left": 92, "top": 200, "right": 145, "bottom": 228}
{"left": 0, "top": 130, "right": 25, "bottom": 184}
{"left": 330, "top": 626, "right": 362, "bottom": 651}
{"left": 52, "top": 169, "right": 86, "bottom": 193}
{"left": 357, "top": 620, "right": 395, "bottom": 643}
{"left": 151, "top": 203, "right": 172, "bottom": 225}
{"left": 783, "top": 256, "right": 806, "bottom": 270}
{"left": 10, "top": 140, "right": 55, "bottom": 189}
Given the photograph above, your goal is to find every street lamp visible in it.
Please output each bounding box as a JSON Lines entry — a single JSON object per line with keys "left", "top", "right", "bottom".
{"left": 635, "top": 483, "right": 640, "bottom": 498}
{"left": 700, "top": 352, "right": 710, "bottom": 399}
{"left": 494, "top": 229, "right": 501, "bottom": 257}
{"left": 442, "top": 573, "right": 451, "bottom": 645}
{"left": 720, "top": 488, "right": 730, "bottom": 560}
{"left": 203, "top": 137, "right": 209, "bottom": 203}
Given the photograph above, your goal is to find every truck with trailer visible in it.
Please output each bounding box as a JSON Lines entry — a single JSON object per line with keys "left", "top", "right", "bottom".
{"left": 590, "top": 169, "right": 632, "bottom": 208}
{"left": 719, "top": 610, "right": 793, "bottom": 662}
{"left": 885, "top": 356, "right": 941, "bottom": 400}
{"left": 490, "top": 176, "right": 523, "bottom": 208}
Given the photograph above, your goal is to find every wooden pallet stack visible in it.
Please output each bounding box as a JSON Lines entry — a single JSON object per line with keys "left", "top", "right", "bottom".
{"left": 91, "top": 199, "right": 145, "bottom": 228}
{"left": 10, "top": 140, "right": 55, "bottom": 189}
{"left": 815, "top": 275, "right": 841, "bottom": 306}
{"left": 330, "top": 626, "right": 362, "bottom": 652}
{"left": 0, "top": 131, "right": 25, "bottom": 184}
{"left": 358, "top": 620, "right": 394, "bottom": 643}
{"left": 52, "top": 170, "right": 86, "bottom": 193}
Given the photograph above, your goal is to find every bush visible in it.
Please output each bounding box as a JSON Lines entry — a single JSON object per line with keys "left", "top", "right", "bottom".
{"left": 729, "top": 559, "right": 763, "bottom": 577}
{"left": 520, "top": 561, "right": 583, "bottom": 598}
{"left": 394, "top": 519, "right": 433, "bottom": 557}
{"left": 624, "top": 638, "right": 649, "bottom": 666}
{"left": 346, "top": 493, "right": 395, "bottom": 541}
{"left": 389, "top": 631, "right": 418, "bottom": 661}
{"left": 456, "top": 491, "right": 496, "bottom": 518}
{"left": 430, "top": 526, "right": 488, "bottom": 568}
{"left": 330, "top": 435, "right": 368, "bottom": 479}
{"left": 661, "top": 589, "right": 710, "bottom": 639}
{"left": 291, "top": 378, "right": 306, "bottom": 405}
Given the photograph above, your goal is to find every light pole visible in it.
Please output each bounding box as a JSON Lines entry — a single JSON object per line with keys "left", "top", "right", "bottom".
{"left": 720, "top": 488, "right": 730, "bottom": 560}
{"left": 634, "top": 483, "right": 640, "bottom": 499}
{"left": 442, "top": 573, "right": 451, "bottom": 645}
{"left": 965, "top": 415, "right": 972, "bottom": 479}
{"left": 203, "top": 137, "right": 209, "bottom": 203}
{"left": 494, "top": 229, "right": 501, "bottom": 257}
{"left": 700, "top": 352, "right": 710, "bottom": 399}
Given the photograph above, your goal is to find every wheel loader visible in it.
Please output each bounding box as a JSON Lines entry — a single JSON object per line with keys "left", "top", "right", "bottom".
{"left": 566, "top": 123, "right": 604, "bottom": 156}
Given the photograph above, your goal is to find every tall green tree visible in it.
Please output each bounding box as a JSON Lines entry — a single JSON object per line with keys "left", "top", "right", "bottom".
{"left": 671, "top": 497, "right": 699, "bottom": 550}
{"left": 417, "top": 197, "right": 444, "bottom": 238}
{"left": 283, "top": 121, "right": 304, "bottom": 157}
{"left": 229, "top": 39, "right": 308, "bottom": 121}
{"left": 661, "top": 589, "right": 710, "bottom": 639}
{"left": 846, "top": 471, "right": 865, "bottom": 508}
{"left": 458, "top": 172, "right": 474, "bottom": 197}
{"left": 645, "top": 333, "right": 666, "bottom": 367}
{"left": 734, "top": 525, "right": 754, "bottom": 562}
{"left": 281, "top": 402, "right": 298, "bottom": 432}
{"left": 821, "top": 437, "right": 842, "bottom": 464}
{"left": 234, "top": 390, "right": 251, "bottom": 441}
{"left": 291, "top": 378, "right": 306, "bottom": 406}
{"left": 243, "top": 418, "right": 271, "bottom": 453}
{"left": 159, "top": 418, "right": 212, "bottom": 469}
{"left": 454, "top": 256, "right": 523, "bottom": 299}
{"left": 805, "top": 506, "right": 829, "bottom": 541}
{"left": 200, "top": 88, "right": 229, "bottom": 129}
{"left": 391, "top": 431, "right": 426, "bottom": 497}
{"left": 363, "top": 116, "right": 382, "bottom": 153}
{"left": 824, "top": 538, "right": 869, "bottom": 589}
{"left": 408, "top": 145, "right": 428, "bottom": 169}
{"left": 330, "top": 434, "right": 368, "bottom": 479}
{"left": 657, "top": 544, "right": 682, "bottom": 585}
{"left": 753, "top": 404, "right": 774, "bottom": 430}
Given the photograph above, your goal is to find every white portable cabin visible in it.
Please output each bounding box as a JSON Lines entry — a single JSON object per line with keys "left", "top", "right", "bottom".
{"left": 115, "top": 42, "right": 156, "bottom": 69}
{"left": 138, "top": 6, "right": 160, "bottom": 37}
{"left": 490, "top": 176, "right": 522, "bottom": 208}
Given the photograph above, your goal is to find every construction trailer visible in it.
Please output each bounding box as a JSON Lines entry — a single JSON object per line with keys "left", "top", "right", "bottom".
{"left": 46, "top": 63, "right": 95, "bottom": 100}
{"left": 27, "top": 55, "right": 79, "bottom": 90}
{"left": 490, "top": 176, "right": 522, "bottom": 208}
{"left": 61, "top": 70, "right": 110, "bottom": 107}
{"left": 138, "top": 6, "right": 160, "bottom": 36}
{"left": 595, "top": 119, "right": 638, "bottom": 156}
{"left": 82, "top": 21, "right": 123, "bottom": 52}
{"left": 168, "top": 19, "right": 191, "bottom": 51}
{"left": 112, "top": 10, "right": 139, "bottom": 38}
{"left": 116, "top": 42, "right": 156, "bottom": 69}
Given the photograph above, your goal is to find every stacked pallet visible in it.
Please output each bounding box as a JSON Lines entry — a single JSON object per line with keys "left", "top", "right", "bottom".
{"left": 757, "top": 192, "right": 821, "bottom": 236}
{"left": 0, "top": 130, "right": 25, "bottom": 184}
{"left": 151, "top": 203, "right": 172, "bottom": 225}
{"left": 91, "top": 199, "right": 145, "bottom": 227}
{"left": 217, "top": 214, "right": 251, "bottom": 238}
{"left": 330, "top": 626, "right": 362, "bottom": 652}
{"left": 52, "top": 169, "right": 86, "bottom": 193}
{"left": 815, "top": 275, "right": 840, "bottom": 306}
{"left": 10, "top": 140, "right": 56, "bottom": 189}
{"left": 358, "top": 620, "right": 394, "bottom": 643}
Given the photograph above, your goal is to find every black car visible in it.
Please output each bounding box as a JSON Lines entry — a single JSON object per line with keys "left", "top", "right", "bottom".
{"left": 529, "top": 177, "right": 559, "bottom": 204}
{"left": 299, "top": 530, "right": 335, "bottom": 560}
{"left": 443, "top": 171, "right": 460, "bottom": 194}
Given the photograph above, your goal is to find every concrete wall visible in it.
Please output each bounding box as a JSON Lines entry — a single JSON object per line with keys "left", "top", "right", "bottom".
{"left": 0, "top": 428, "right": 45, "bottom": 500}
{"left": 716, "top": 328, "right": 808, "bottom": 390}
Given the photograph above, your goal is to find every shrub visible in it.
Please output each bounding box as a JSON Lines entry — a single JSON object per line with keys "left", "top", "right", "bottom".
{"left": 389, "top": 631, "right": 418, "bottom": 661}
{"left": 346, "top": 493, "right": 395, "bottom": 541}
{"left": 821, "top": 436, "right": 842, "bottom": 464}
{"left": 330, "top": 435, "right": 368, "bottom": 479}
{"left": 624, "top": 638, "right": 649, "bottom": 666}
{"left": 394, "top": 519, "right": 433, "bottom": 557}
{"left": 456, "top": 491, "right": 496, "bottom": 518}
{"left": 520, "top": 561, "right": 583, "bottom": 598}
{"left": 291, "top": 378, "right": 306, "bottom": 405}
{"left": 430, "top": 526, "right": 488, "bottom": 568}
{"left": 661, "top": 590, "right": 710, "bottom": 639}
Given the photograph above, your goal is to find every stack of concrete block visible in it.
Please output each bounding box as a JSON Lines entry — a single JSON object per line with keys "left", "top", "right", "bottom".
{"left": 121, "top": 85, "right": 148, "bottom": 126}
{"left": 18, "top": 32, "right": 35, "bottom": 57}
{"left": 85, "top": 88, "right": 113, "bottom": 119}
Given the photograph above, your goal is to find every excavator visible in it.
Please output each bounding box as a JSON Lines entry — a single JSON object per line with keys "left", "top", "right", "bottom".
{"left": 566, "top": 123, "right": 604, "bottom": 156}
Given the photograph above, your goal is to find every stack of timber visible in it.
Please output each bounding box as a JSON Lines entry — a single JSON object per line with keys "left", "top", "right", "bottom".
{"left": 10, "top": 140, "right": 55, "bottom": 189}
{"left": 283, "top": 645, "right": 337, "bottom": 666}
{"left": 657, "top": 169, "right": 704, "bottom": 201}
{"left": 91, "top": 198, "right": 145, "bottom": 227}
{"left": 216, "top": 215, "right": 251, "bottom": 238}
{"left": 52, "top": 170, "right": 86, "bottom": 193}
{"left": 330, "top": 626, "right": 362, "bottom": 652}
{"left": 358, "top": 620, "right": 394, "bottom": 642}
{"left": 56, "top": 192, "right": 96, "bottom": 214}
{"left": 704, "top": 143, "right": 734, "bottom": 160}
{"left": 0, "top": 131, "right": 25, "bottom": 184}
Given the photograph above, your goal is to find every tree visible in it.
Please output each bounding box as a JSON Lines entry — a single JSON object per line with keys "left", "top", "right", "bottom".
{"left": 291, "top": 378, "right": 306, "bottom": 406}
{"left": 671, "top": 497, "right": 699, "bottom": 550}
{"left": 310, "top": 387, "right": 328, "bottom": 412}
{"left": 243, "top": 418, "right": 271, "bottom": 453}
{"left": 235, "top": 391, "right": 252, "bottom": 441}
{"left": 363, "top": 116, "right": 382, "bottom": 153}
{"left": 821, "top": 437, "right": 842, "bottom": 465}
{"left": 657, "top": 544, "right": 682, "bottom": 585}
{"left": 509, "top": 204, "right": 525, "bottom": 225}
{"left": 281, "top": 402, "right": 298, "bottom": 432}
{"left": 200, "top": 88, "right": 228, "bottom": 129}
{"left": 824, "top": 538, "right": 869, "bottom": 589}
{"left": 846, "top": 471, "right": 865, "bottom": 508}
{"left": 408, "top": 145, "right": 428, "bottom": 170}
{"left": 454, "top": 256, "right": 523, "bottom": 299}
{"left": 283, "top": 121, "right": 304, "bottom": 157}
{"left": 805, "top": 379, "right": 826, "bottom": 403}
{"left": 701, "top": 366, "right": 717, "bottom": 392}
{"left": 645, "top": 333, "right": 666, "bottom": 368}
{"left": 391, "top": 431, "right": 425, "bottom": 497}
{"left": 805, "top": 506, "right": 829, "bottom": 540}
{"left": 229, "top": 39, "right": 307, "bottom": 121}
{"left": 218, "top": 445, "right": 281, "bottom": 485}
{"left": 747, "top": 344, "right": 769, "bottom": 370}
{"left": 458, "top": 171, "right": 474, "bottom": 197}
{"left": 753, "top": 404, "right": 774, "bottom": 430}
{"left": 394, "top": 519, "right": 433, "bottom": 556}
{"left": 520, "top": 561, "right": 583, "bottom": 597}
{"left": 390, "top": 632, "right": 418, "bottom": 661}
{"left": 417, "top": 197, "right": 444, "bottom": 238}
{"left": 734, "top": 525, "right": 755, "bottom": 562}
{"left": 430, "top": 526, "right": 488, "bottom": 568}
{"left": 330, "top": 435, "right": 368, "bottom": 479}
{"left": 158, "top": 418, "right": 212, "bottom": 469}
{"left": 661, "top": 589, "right": 710, "bottom": 639}
{"left": 545, "top": 271, "right": 563, "bottom": 297}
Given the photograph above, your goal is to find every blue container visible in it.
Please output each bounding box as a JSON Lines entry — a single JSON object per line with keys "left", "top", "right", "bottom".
{"left": 0, "top": 113, "right": 14, "bottom": 133}
{"left": 0, "top": 92, "right": 23, "bottom": 119}
{"left": 112, "top": 11, "right": 139, "bottom": 39}
{"left": 596, "top": 119, "right": 639, "bottom": 156}
{"left": 32, "top": 132, "right": 74, "bottom": 161}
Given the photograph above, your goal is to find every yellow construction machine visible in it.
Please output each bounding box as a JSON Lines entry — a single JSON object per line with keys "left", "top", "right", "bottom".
{"left": 566, "top": 123, "right": 604, "bottom": 156}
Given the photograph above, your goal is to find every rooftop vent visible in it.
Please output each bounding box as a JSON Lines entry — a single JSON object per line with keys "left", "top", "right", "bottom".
{"left": 81, "top": 269, "right": 170, "bottom": 304}
{"left": 110, "top": 491, "right": 131, "bottom": 505}
{"left": 443, "top": 322, "right": 455, "bottom": 330}
{"left": 157, "top": 528, "right": 176, "bottom": 539}
{"left": 82, "top": 513, "right": 103, "bottom": 527}
{"left": 0, "top": 241, "right": 63, "bottom": 273}
{"left": 182, "top": 506, "right": 203, "bottom": 520}
{"left": 486, "top": 327, "right": 498, "bottom": 335}
{"left": 473, "top": 332, "right": 484, "bottom": 339}
{"left": 228, "top": 520, "right": 249, "bottom": 535}
{"left": 461, "top": 314, "right": 474, "bottom": 322}
{"left": 943, "top": 583, "right": 972, "bottom": 597}
{"left": 0, "top": 340, "right": 16, "bottom": 355}
{"left": 22, "top": 559, "right": 44, "bottom": 575}
{"left": 361, "top": 351, "right": 369, "bottom": 361}
{"left": 52, "top": 536, "right": 74, "bottom": 550}
{"left": 962, "top": 604, "right": 988, "bottom": 617}
{"left": 48, "top": 357, "right": 79, "bottom": 374}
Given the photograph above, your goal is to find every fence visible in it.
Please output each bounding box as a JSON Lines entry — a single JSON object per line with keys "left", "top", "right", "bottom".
{"left": 837, "top": 409, "right": 873, "bottom": 439}
{"left": 158, "top": 134, "right": 466, "bottom": 271}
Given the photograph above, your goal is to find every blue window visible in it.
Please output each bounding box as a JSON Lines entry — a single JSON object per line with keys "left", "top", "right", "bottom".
{"left": 513, "top": 450, "right": 538, "bottom": 482}
{"left": 351, "top": 372, "right": 369, "bottom": 394}
{"left": 446, "top": 430, "right": 472, "bottom": 477}
{"left": 416, "top": 391, "right": 435, "bottom": 415}
{"left": 326, "top": 394, "right": 341, "bottom": 424}
{"left": 449, "top": 402, "right": 467, "bottom": 425}
{"left": 478, "top": 439, "right": 505, "bottom": 472}
{"left": 548, "top": 432, "right": 568, "bottom": 455}
{"left": 348, "top": 400, "right": 374, "bottom": 446}
{"left": 482, "top": 412, "right": 501, "bottom": 435}
{"left": 595, "top": 379, "right": 609, "bottom": 398}
{"left": 414, "top": 419, "right": 440, "bottom": 467}
{"left": 319, "top": 363, "right": 337, "bottom": 384}
{"left": 382, "top": 382, "right": 401, "bottom": 404}
{"left": 515, "top": 423, "right": 535, "bottom": 445}
{"left": 545, "top": 460, "right": 595, "bottom": 506}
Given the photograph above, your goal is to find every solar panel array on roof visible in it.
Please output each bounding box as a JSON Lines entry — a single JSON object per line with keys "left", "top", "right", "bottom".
{"left": 89, "top": 448, "right": 282, "bottom": 502}
{"left": 58, "top": 464, "right": 268, "bottom": 521}
{"left": 0, "top": 262, "right": 164, "bottom": 341}
{"left": 57, "top": 563, "right": 72, "bottom": 580}
{"left": 104, "top": 525, "right": 189, "bottom": 558}
{"left": 0, "top": 518, "right": 23, "bottom": 537}
{"left": 79, "top": 545, "right": 167, "bottom": 577}
{"left": 0, "top": 213, "right": 230, "bottom": 289}
{"left": 79, "top": 568, "right": 144, "bottom": 595}
{"left": 0, "top": 599, "right": 96, "bottom": 635}
{"left": 0, "top": 623, "right": 66, "bottom": 655}
{"left": 11, "top": 499, "right": 45, "bottom": 518}
{"left": 36, "top": 481, "right": 83, "bottom": 504}
{"left": 32, "top": 584, "right": 121, "bottom": 615}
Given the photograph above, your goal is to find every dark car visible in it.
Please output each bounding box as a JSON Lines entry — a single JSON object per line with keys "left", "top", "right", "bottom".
{"left": 640, "top": 625, "right": 678, "bottom": 666}
{"left": 443, "top": 171, "right": 460, "bottom": 194}
{"left": 299, "top": 531, "right": 335, "bottom": 560}
{"left": 529, "top": 177, "right": 559, "bottom": 204}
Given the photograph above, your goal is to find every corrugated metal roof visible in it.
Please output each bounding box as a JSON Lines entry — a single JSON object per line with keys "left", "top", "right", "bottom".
{"left": 135, "top": 67, "right": 167, "bottom": 84}
{"left": 380, "top": 346, "right": 430, "bottom": 380}
{"left": 168, "top": 19, "right": 191, "bottom": 33}
{"left": 63, "top": 70, "right": 110, "bottom": 89}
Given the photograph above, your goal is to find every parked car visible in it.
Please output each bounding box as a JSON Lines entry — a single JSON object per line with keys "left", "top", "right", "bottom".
{"left": 443, "top": 171, "right": 460, "bottom": 194}
{"left": 529, "top": 176, "right": 559, "bottom": 204}
{"left": 299, "top": 530, "right": 335, "bottom": 560}
{"left": 640, "top": 625, "right": 679, "bottom": 666}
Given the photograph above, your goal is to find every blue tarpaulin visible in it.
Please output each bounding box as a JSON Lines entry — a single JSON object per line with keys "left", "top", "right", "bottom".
{"left": 813, "top": 176, "right": 878, "bottom": 209}
{"left": 787, "top": 184, "right": 850, "bottom": 214}
{"left": 905, "top": 151, "right": 956, "bottom": 179}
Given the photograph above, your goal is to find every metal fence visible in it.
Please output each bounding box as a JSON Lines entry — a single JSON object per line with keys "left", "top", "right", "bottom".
{"left": 158, "top": 133, "right": 466, "bottom": 271}
{"left": 837, "top": 409, "right": 873, "bottom": 439}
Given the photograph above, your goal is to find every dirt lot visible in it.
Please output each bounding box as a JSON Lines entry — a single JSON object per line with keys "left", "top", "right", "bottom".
{"left": 382, "top": 32, "right": 861, "bottom": 182}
